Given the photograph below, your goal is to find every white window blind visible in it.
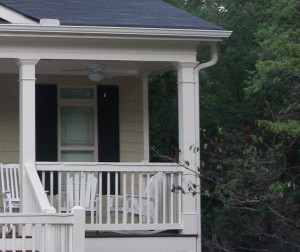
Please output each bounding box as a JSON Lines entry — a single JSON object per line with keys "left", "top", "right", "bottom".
{"left": 60, "top": 106, "right": 94, "bottom": 146}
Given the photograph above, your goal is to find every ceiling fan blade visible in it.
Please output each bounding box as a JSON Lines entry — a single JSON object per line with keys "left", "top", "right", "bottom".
{"left": 102, "top": 72, "right": 113, "bottom": 78}
{"left": 61, "top": 69, "right": 86, "bottom": 72}
{"left": 105, "top": 69, "right": 138, "bottom": 75}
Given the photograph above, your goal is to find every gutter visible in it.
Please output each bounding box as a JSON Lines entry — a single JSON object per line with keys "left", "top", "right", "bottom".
{"left": 0, "top": 24, "right": 232, "bottom": 40}
{"left": 194, "top": 42, "right": 219, "bottom": 252}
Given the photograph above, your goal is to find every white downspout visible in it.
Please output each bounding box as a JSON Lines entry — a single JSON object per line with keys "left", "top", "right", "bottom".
{"left": 194, "top": 42, "right": 218, "bottom": 252}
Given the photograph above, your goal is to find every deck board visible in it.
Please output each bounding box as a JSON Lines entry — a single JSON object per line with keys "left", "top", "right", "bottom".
{"left": 85, "top": 231, "right": 197, "bottom": 238}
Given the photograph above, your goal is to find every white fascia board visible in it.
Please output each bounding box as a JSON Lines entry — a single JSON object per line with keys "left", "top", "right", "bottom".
{"left": 0, "top": 4, "right": 37, "bottom": 24}
{"left": 0, "top": 24, "right": 232, "bottom": 41}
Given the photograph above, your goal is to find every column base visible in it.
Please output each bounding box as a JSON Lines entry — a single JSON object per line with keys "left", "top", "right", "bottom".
{"left": 181, "top": 212, "right": 199, "bottom": 234}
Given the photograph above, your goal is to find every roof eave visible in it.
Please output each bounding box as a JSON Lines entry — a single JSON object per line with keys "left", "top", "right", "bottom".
{"left": 0, "top": 24, "right": 232, "bottom": 41}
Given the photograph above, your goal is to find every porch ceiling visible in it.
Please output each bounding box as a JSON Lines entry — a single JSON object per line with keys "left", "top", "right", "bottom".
{"left": 0, "top": 58, "right": 174, "bottom": 76}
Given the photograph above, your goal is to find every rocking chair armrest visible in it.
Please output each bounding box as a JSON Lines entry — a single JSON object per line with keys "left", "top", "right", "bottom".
{"left": 106, "top": 195, "right": 127, "bottom": 201}
{"left": 126, "top": 194, "right": 155, "bottom": 200}
{"left": 107, "top": 194, "right": 155, "bottom": 200}
{"left": 55, "top": 194, "right": 68, "bottom": 207}
{"left": 3, "top": 191, "right": 12, "bottom": 199}
{"left": 107, "top": 195, "right": 125, "bottom": 199}
{"left": 55, "top": 194, "right": 67, "bottom": 200}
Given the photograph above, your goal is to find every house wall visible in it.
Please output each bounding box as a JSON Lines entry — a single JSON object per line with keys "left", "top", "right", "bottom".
{"left": 0, "top": 75, "right": 19, "bottom": 163}
{"left": 0, "top": 74, "right": 144, "bottom": 163}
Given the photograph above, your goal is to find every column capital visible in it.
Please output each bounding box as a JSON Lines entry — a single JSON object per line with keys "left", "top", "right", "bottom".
{"left": 177, "top": 62, "right": 197, "bottom": 84}
{"left": 17, "top": 58, "right": 40, "bottom": 66}
{"left": 17, "top": 59, "right": 39, "bottom": 82}
{"left": 174, "top": 62, "right": 198, "bottom": 70}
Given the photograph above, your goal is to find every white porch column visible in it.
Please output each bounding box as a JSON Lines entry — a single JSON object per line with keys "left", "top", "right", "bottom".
{"left": 18, "top": 59, "right": 39, "bottom": 212}
{"left": 177, "top": 62, "right": 198, "bottom": 234}
{"left": 143, "top": 74, "right": 150, "bottom": 162}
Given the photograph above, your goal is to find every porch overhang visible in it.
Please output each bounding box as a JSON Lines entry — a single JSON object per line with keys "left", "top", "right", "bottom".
{"left": 0, "top": 23, "right": 231, "bottom": 64}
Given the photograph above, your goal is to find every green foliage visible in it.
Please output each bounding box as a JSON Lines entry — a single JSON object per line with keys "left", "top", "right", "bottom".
{"left": 201, "top": 129, "right": 299, "bottom": 251}
{"left": 245, "top": 0, "right": 300, "bottom": 121}
{"left": 258, "top": 120, "right": 300, "bottom": 138}
{"left": 149, "top": 71, "right": 178, "bottom": 161}
{"left": 199, "top": 0, "right": 300, "bottom": 250}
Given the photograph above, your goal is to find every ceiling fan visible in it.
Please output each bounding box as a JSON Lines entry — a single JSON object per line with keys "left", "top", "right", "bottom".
{"left": 62, "top": 63, "right": 138, "bottom": 82}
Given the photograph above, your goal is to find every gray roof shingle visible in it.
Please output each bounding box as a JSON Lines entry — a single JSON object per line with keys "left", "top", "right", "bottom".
{"left": 0, "top": 0, "right": 223, "bottom": 30}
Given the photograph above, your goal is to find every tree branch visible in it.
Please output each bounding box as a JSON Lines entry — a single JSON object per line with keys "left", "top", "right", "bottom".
{"left": 266, "top": 205, "right": 300, "bottom": 228}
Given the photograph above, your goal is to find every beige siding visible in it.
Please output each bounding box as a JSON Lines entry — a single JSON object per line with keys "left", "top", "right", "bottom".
{"left": 0, "top": 75, "right": 19, "bottom": 163}
{"left": 118, "top": 78, "right": 144, "bottom": 162}
{"left": 0, "top": 74, "right": 144, "bottom": 163}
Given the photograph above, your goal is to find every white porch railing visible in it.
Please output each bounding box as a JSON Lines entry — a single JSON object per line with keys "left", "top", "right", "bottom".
{"left": 0, "top": 208, "right": 85, "bottom": 252}
{"left": 36, "top": 162, "right": 183, "bottom": 231}
{"left": 0, "top": 163, "right": 85, "bottom": 252}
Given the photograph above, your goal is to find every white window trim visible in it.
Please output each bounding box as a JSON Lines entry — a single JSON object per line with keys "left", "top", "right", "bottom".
{"left": 57, "top": 85, "right": 98, "bottom": 162}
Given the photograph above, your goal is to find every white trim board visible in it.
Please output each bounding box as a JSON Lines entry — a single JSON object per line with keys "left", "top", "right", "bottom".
{"left": 85, "top": 236, "right": 197, "bottom": 252}
{"left": 143, "top": 75, "right": 150, "bottom": 161}
{"left": 0, "top": 4, "right": 37, "bottom": 24}
{"left": 0, "top": 24, "right": 232, "bottom": 40}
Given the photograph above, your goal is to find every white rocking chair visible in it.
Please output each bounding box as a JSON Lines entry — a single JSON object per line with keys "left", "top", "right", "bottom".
{"left": 1, "top": 164, "right": 20, "bottom": 214}
{"left": 110, "top": 172, "right": 164, "bottom": 223}
{"left": 59, "top": 172, "right": 98, "bottom": 214}
{"left": 0, "top": 163, "right": 20, "bottom": 233}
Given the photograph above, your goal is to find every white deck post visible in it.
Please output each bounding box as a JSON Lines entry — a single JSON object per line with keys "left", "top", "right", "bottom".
{"left": 177, "top": 62, "right": 198, "bottom": 234}
{"left": 18, "top": 59, "right": 39, "bottom": 212}
{"left": 143, "top": 74, "right": 150, "bottom": 162}
{"left": 72, "top": 206, "right": 85, "bottom": 252}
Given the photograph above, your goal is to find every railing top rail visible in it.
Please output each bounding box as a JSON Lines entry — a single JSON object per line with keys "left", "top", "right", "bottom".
{"left": 36, "top": 162, "right": 180, "bottom": 166}
{"left": 25, "top": 163, "right": 55, "bottom": 213}
{"left": 36, "top": 162, "right": 183, "bottom": 172}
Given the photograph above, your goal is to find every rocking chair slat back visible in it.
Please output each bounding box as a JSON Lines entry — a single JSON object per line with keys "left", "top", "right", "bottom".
{"left": 67, "top": 172, "right": 97, "bottom": 209}
{"left": 0, "top": 163, "right": 20, "bottom": 219}
{"left": 1, "top": 164, "right": 20, "bottom": 201}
